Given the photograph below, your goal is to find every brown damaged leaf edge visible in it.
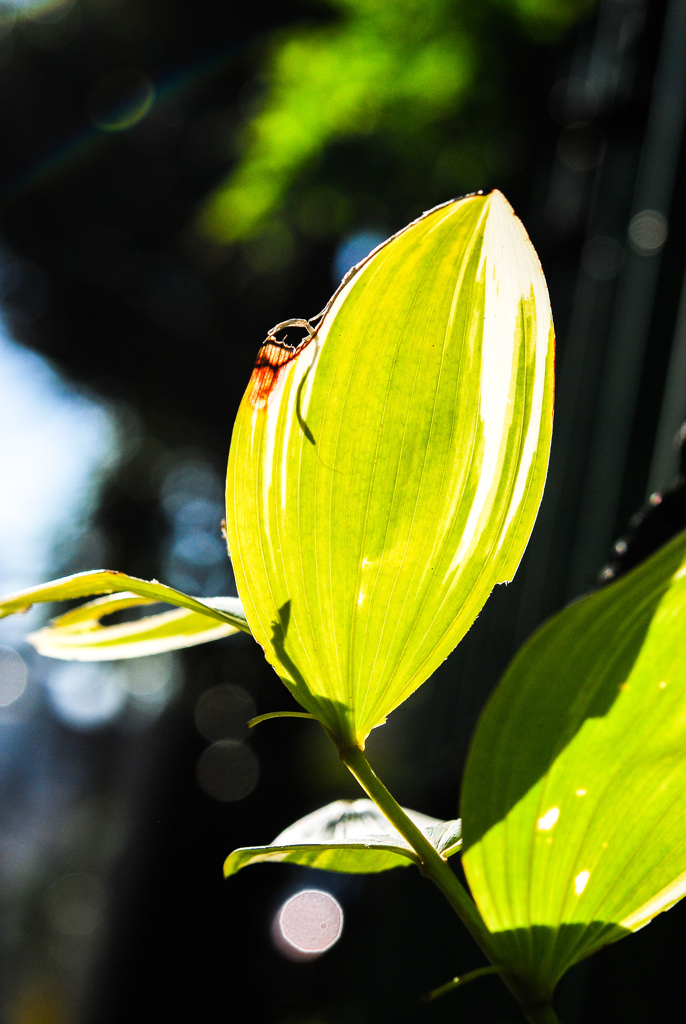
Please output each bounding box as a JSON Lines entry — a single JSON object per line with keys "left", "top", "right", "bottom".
{"left": 245, "top": 192, "right": 488, "bottom": 410}
{"left": 247, "top": 319, "right": 315, "bottom": 410}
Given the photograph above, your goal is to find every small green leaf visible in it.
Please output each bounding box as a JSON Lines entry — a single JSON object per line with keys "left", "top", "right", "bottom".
{"left": 461, "top": 529, "right": 686, "bottom": 1002}
{"left": 227, "top": 191, "right": 554, "bottom": 748}
{"left": 28, "top": 593, "right": 245, "bottom": 661}
{"left": 426, "top": 818, "right": 463, "bottom": 858}
{"left": 0, "top": 570, "right": 250, "bottom": 660}
{"left": 224, "top": 798, "right": 462, "bottom": 877}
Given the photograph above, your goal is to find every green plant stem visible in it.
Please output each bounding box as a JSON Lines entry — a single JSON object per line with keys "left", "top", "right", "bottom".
{"left": 425, "top": 964, "right": 505, "bottom": 1001}
{"left": 338, "top": 744, "right": 561, "bottom": 1024}
{"left": 526, "top": 1006, "right": 562, "bottom": 1024}
{"left": 339, "top": 744, "right": 491, "bottom": 942}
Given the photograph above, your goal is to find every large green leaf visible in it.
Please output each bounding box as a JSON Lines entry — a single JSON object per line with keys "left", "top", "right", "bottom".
{"left": 0, "top": 570, "right": 250, "bottom": 659}
{"left": 224, "top": 798, "right": 462, "bottom": 877}
{"left": 226, "top": 190, "right": 554, "bottom": 748}
{"left": 461, "top": 529, "right": 686, "bottom": 1004}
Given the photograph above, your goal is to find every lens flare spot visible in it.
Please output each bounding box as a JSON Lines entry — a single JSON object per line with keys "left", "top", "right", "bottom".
{"left": 45, "top": 872, "right": 105, "bottom": 937}
{"left": 46, "top": 663, "right": 126, "bottom": 729}
{"left": 0, "top": 646, "right": 28, "bottom": 707}
{"left": 89, "top": 71, "right": 155, "bottom": 132}
{"left": 195, "top": 684, "right": 256, "bottom": 742}
{"left": 628, "top": 209, "right": 668, "bottom": 256}
{"left": 195, "top": 740, "right": 259, "bottom": 801}
{"left": 574, "top": 870, "right": 590, "bottom": 895}
{"left": 275, "top": 890, "right": 343, "bottom": 959}
{"left": 575, "top": 788, "right": 587, "bottom": 797}
{"left": 536, "top": 806, "right": 560, "bottom": 832}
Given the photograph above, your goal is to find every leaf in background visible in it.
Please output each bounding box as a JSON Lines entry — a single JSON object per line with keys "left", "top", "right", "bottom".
{"left": 461, "top": 529, "right": 686, "bottom": 1003}
{"left": 199, "top": 0, "right": 594, "bottom": 243}
{"left": 28, "top": 593, "right": 245, "bottom": 661}
{"left": 227, "top": 191, "right": 554, "bottom": 748}
{"left": 0, "top": 570, "right": 250, "bottom": 660}
{"left": 224, "top": 798, "right": 461, "bottom": 877}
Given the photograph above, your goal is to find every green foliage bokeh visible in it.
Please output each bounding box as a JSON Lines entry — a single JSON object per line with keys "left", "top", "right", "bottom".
{"left": 199, "top": 0, "right": 595, "bottom": 244}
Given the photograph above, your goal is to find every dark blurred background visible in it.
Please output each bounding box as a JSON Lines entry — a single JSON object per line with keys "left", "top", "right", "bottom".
{"left": 1, "top": 0, "right": 686, "bottom": 1021}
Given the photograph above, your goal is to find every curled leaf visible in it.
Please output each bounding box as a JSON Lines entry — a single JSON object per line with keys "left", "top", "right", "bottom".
{"left": 0, "top": 570, "right": 250, "bottom": 660}
{"left": 29, "top": 593, "right": 245, "bottom": 661}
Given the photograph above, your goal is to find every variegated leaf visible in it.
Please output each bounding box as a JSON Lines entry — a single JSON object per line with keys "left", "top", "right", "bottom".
{"left": 28, "top": 592, "right": 244, "bottom": 660}
{"left": 0, "top": 570, "right": 250, "bottom": 660}
{"left": 227, "top": 191, "right": 554, "bottom": 747}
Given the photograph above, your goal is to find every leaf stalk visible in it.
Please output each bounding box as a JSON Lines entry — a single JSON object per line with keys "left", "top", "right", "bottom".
{"left": 425, "top": 964, "right": 505, "bottom": 1001}
{"left": 248, "top": 711, "right": 317, "bottom": 728}
{"left": 338, "top": 746, "right": 491, "bottom": 943}
{"left": 338, "top": 744, "right": 561, "bottom": 1024}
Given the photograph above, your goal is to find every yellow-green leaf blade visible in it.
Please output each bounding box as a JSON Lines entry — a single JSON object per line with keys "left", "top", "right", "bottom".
{"left": 227, "top": 191, "right": 554, "bottom": 746}
{"left": 28, "top": 593, "right": 243, "bottom": 661}
{"left": 461, "top": 529, "right": 686, "bottom": 1001}
{"left": 224, "top": 842, "right": 419, "bottom": 877}
{"left": 0, "top": 569, "right": 249, "bottom": 631}
{"left": 224, "top": 799, "right": 461, "bottom": 877}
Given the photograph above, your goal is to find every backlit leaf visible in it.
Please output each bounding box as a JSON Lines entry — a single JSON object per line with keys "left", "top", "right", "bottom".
{"left": 461, "top": 529, "right": 686, "bottom": 1004}
{"left": 0, "top": 570, "right": 250, "bottom": 660}
{"left": 224, "top": 798, "right": 461, "bottom": 877}
{"left": 226, "top": 190, "right": 554, "bottom": 748}
{"left": 28, "top": 593, "right": 244, "bottom": 661}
